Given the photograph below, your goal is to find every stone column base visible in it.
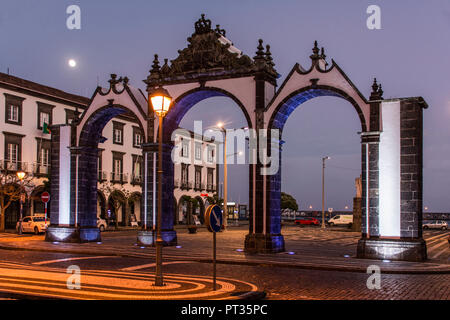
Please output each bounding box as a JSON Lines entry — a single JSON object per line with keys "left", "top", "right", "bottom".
{"left": 357, "top": 238, "right": 427, "bottom": 262}
{"left": 244, "top": 233, "right": 285, "bottom": 254}
{"left": 137, "top": 230, "right": 177, "bottom": 247}
{"left": 80, "top": 227, "right": 101, "bottom": 243}
{"left": 45, "top": 226, "right": 80, "bottom": 243}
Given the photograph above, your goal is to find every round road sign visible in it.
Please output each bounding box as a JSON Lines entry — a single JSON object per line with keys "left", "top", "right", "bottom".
{"left": 41, "top": 192, "right": 50, "bottom": 203}
{"left": 204, "top": 204, "right": 222, "bottom": 233}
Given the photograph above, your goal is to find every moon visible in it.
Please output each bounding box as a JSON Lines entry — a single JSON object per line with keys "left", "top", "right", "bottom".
{"left": 68, "top": 59, "right": 77, "bottom": 68}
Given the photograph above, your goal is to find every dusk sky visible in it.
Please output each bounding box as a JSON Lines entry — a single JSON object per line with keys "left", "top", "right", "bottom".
{"left": 1, "top": 1, "right": 449, "bottom": 211}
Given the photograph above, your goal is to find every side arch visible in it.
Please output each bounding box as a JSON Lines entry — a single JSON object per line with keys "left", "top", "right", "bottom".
{"left": 268, "top": 85, "right": 368, "bottom": 133}
{"left": 162, "top": 86, "right": 254, "bottom": 142}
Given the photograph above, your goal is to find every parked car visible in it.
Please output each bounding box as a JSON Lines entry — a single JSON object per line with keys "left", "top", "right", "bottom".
{"left": 327, "top": 215, "right": 353, "bottom": 227}
{"left": 97, "top": 217, "right": 108, "bottom": 232}
{"left": 16, "top": 215, "right": 50, "bottom": 234}
{"left": 295, "top": 217, "right": 320, "bottom": 226}
{"left": 422, "top": 221, "right": 448, "bottom": 230}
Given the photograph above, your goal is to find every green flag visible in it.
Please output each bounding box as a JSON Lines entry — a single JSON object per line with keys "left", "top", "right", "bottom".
{"left": 43, "top": 122, "right": 51, "bottom": 134}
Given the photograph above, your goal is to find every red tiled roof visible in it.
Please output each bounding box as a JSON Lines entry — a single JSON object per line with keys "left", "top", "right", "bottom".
{"left": 0, "top": 72, "right": 90, "bottom": 107}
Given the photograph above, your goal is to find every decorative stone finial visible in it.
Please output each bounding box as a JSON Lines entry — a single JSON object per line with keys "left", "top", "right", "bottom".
{"left": 150, "top": 54, "right": 160, "bottom": 73}
{"left": 194, "top": 14, "right": 212, "bottom": 34}
{"left": 320, "top": 47, "right": 326, "bottom": 60}
{"left": 370, "top": 78, "right": 384, "bottom": 100}
{"left": 265, "top": 44, "right": 275, "bottom": 69}
{"left": 161, "top": 58, "right": 171, "bottom": 75}
{"left": 108, "top": 74, "right": 120, "bottom": 89}
{"left": 214, "top": 24, "right": 226, "bottom": 36}
{"left": 310, "top": 40, "right": 321, "bottom": 64}
{"left": 254, "top": 39, "right": 265, "bottom": 58}
{"left": 377, "top": 84, "right": 383, "bottom": 99}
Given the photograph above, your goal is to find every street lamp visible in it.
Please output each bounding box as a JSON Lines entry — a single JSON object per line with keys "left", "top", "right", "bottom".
{"left": 149, "top": 85, "right": 172, "bottom": 287}
{"left": 321, "top": 156, "right": 330, "bottom": 229}
{"left": 17, "top": 171, "right": 26, "bottom": 235}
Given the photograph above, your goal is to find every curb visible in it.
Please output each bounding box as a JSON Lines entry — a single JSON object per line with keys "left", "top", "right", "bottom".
{"left": 0, "top": 243, "right": 448, "bottom": 275}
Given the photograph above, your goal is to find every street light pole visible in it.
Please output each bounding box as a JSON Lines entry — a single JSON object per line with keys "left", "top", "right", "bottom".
{"left": 223, "top": 128, "right": 228, "bottom": 230}
{"left": 148, "top": 85, "right": 172, "bottom": 287}
{"left": 155, "top": 114, "right": 164, "bottom": 286}
{"left": 321, "top": 156, "right": 330, "bottom": 229}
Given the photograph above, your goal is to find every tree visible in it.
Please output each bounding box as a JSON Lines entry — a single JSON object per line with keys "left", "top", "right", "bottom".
{"left": 0, "top": 172, "right": 35, "bottom": 232}
{"left": 281, "top": 192, "right": 298, "bottom": 212}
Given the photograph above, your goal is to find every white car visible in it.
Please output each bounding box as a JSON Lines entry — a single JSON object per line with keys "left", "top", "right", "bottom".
{"left": 327, "top": 215, "right": 353, "bottom": 227}
{"left": 423, "top": 221, "right": 448, "bottom": 230}
{"left": 16, "top": 216, "right": 50, "bottom": 234}
{"left": 97, "top": 217, "right": 107, "bottom": 232}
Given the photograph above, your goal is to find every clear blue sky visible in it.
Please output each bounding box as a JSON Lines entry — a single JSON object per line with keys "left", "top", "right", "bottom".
{"left": 1, "top": 1, "right": 449, "bottom": 211}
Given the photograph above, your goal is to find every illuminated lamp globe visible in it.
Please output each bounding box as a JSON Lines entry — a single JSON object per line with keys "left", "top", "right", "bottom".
{"left": 149, "top": 86, "right": 172, "bottom": 117}
{"left": 17, "top": 171, "right": 26, "bottom": 180}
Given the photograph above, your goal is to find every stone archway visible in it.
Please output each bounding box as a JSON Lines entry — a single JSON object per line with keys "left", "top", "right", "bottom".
{"left": 144, "top": 15, "right": 427, "bottom": 261}
{"left": 46, "top": 76, "right": 148, "bottom": 243}
{"left": 46, "top": 14, "right": 428, "bottom": 261}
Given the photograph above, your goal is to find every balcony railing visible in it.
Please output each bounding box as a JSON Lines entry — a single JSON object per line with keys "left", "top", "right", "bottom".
{"left": 131, "top": 174, "right": 143, "bottom": 185}
{"left": 180, "top": 181, "right": 192, "bottom": 190}
{"left": 206, "top": 184, "right": 217, "bottom": 192}
{"left": 0, "top": 160, "right": 29, "bottom": 173}
{"left": 110, "top": 172, "right": 128, "bottom": 184}
{"left": 98, "top": 171, "right": 108, "bottom": 181}
{"left": 174, "top": 179, "right": 180, "bottom": 188}
{"left": 32, "top": 163, "right": 50, "bottom": 175}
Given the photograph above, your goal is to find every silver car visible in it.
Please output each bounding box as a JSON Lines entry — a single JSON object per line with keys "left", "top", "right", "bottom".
{"left": 423, "top": 220, "right": 448, "bottom": 230}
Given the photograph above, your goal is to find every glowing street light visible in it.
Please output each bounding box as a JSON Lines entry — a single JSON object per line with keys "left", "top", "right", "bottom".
{"left": 148, "top": 85, "right": 172, "bottom": 287}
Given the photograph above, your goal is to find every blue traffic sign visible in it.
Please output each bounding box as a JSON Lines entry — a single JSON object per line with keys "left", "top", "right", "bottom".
{"left": 205, "top": 204, "right": 222, "bottom": 233}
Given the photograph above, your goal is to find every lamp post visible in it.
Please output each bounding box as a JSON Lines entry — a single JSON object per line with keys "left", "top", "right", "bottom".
{"left": 212, "top": 124, "right": 247, "bottom": 229}
{"left": 17, "top": 171, "right": 26, "bottom": 235}
{"left": 321, "top": 156, "right": 330, "bottom": 229}
{"left": 148, "top": 86, "right": 172, "bottom": 287}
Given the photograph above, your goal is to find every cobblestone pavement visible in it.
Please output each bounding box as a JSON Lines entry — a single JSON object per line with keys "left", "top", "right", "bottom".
{"left": 0, "top": 225, "right": 448, "bottom": 274}
{"left": 0, "top": 249, "right": 448, "bottom": 300}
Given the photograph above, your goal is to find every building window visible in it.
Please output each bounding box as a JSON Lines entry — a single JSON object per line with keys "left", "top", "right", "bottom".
{"left": 113, "top": 159, "right": 122, "bottom": 181}
{"left": 112, "top": 121, "right": 125, "bottom": 145}
{"left": 195, "top": 143, "right": 202, "bottom": 161}
{"left": 39, "top": 112, "right": 50, "bottom": 129}
{"left": 133, "top": 127, "right": 143, "bottom": 148}
{"left": 8, "top": 105, "right": 19, "bottom": 122}
{"left": 65, "top": 108, "right": 79, "bottom": 124}
{"left": 132, "top": 155, "right": 143, "bottom": 184}
{"left": 112, "top": 151, "right": 125, "bottom": 183}
{"left": 181, "top": 163, "right": 189, "bottom": 189}
{"left": 181, "top": 138, "right": 189, "bottom": 158}
{"left": 207, "top": 146, "right": 215, "bottom": 163}
{"left": 37, "top": 102, "right": 55, "bottom": 130}
{"left": 4, "top": 93, "right": 25, "bottom": 126}
{"left": 7, "top": 143, "right": 18, "bottom": 163}
{"left": 207, "top": 168, "right": 214, "bottom": 191}
{"left": 3, "top": 132, "right": 24, "bottom": 171}
{"left": 194, "top": 166, "right": 202, "bottom": 190}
